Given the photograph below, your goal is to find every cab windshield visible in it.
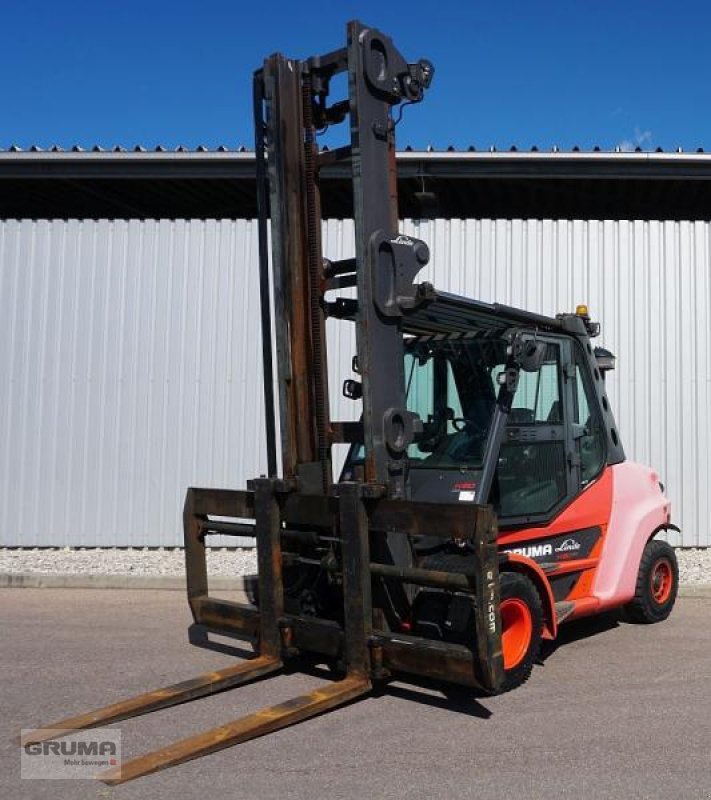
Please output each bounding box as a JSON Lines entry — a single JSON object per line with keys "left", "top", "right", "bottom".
{"left": 404, "top": 336, "right": 507, "bottom": 469}
{"left": 344, "top": 333, "right": 568, "bottom": 519}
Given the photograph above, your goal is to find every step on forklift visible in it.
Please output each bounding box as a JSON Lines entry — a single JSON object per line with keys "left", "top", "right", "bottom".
{"left": 22, "top": 20, "right": 679, "bottom": 784}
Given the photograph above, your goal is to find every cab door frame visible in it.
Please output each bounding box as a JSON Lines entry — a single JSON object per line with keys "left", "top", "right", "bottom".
{"left": 494, "top": 332, "right": 585, "bottom": 528}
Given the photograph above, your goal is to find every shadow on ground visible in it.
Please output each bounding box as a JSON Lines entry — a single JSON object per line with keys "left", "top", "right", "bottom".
{"left": 186, "top": 609, "right": 629, "bottom": 722}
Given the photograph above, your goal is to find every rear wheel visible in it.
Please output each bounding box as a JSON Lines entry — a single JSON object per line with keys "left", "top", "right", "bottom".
{"left": 497, "top": 571, "right": 543, "bottom": 693}
{"left": 624, "top": 539, "right": 678, "bottom": 624}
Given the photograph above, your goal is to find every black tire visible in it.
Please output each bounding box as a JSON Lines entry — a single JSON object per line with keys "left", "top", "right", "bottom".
{"left": 496, "top": 571, "right": 543, "bottom": 694}
{"left": 415, "top": 554, "right": 543, "bottom": 695}
{"left": 623, "top": 539, "right": 678, "bottom": 624}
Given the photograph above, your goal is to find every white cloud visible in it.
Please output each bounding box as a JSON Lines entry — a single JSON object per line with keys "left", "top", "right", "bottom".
{"left": 617, "top": 126, "right": 653, "bottom": 151}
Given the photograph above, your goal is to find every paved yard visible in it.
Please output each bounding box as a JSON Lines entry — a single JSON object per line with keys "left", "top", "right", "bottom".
{"left": 2, "top": 589, "right": 710, "bottom": 800}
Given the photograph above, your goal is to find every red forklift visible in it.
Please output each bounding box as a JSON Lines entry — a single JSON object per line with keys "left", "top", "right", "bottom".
{"left": 23, "top": 20, "right": 679, "bottom": 783}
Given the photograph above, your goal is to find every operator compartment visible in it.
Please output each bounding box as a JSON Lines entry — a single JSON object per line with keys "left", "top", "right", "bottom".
{"left": 342, "top": 295, "right": 577, "bottom": 532}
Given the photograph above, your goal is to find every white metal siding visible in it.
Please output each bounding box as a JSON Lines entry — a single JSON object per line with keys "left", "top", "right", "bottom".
{"left": 0, "top": 219, "right": 707, "bottom": 546}
{"left": 0, "top": 219, "right": 267, "bottom": 546}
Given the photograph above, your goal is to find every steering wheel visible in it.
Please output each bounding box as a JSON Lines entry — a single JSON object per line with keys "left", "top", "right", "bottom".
{"left": 451, "top": 417, "right": 488, "bottom": 438}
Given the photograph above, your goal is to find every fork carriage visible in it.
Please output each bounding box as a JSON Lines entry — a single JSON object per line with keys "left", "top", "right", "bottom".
{"left": 185, "top": 482, "right": 503, "bottom": 692}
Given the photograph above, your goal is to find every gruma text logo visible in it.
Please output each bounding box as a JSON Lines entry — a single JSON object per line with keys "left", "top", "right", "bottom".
{"left": 21, "top": 729, "right": 121, "bottom": 780}
{"left": 504, "top": 544, "right": 552, "bottom": 559}
{"left": 504, "top": 537, "right": 582, "bottom": 560}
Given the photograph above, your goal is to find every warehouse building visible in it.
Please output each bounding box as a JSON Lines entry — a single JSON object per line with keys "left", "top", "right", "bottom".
{"left": 1, "top": 146, "right": 710, "bottom": 547}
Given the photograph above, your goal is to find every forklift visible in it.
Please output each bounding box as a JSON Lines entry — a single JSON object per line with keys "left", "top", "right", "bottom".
{"left": 22, "top": 20, "right": 679, "bottom": 783}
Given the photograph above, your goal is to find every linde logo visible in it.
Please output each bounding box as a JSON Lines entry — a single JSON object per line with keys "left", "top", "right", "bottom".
{"left": 555, "top": 538, "right": 581, "bottom": 553}
{"left": 392, "top": 235, "right": 414, "bottom": 246}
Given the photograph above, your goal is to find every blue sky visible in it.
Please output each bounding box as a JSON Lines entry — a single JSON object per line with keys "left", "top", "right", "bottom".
{"left": 1, "top": 1, "right": 709, "bottom": 152}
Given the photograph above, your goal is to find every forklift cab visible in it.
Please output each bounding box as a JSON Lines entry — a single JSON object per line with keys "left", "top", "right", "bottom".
{"left": 342, "top": 300, "right": 621, "bottom": 534}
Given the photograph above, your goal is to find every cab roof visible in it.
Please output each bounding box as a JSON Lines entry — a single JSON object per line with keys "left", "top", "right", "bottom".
{"left": 403, "top": 290, "right": 566, "bottom": 337}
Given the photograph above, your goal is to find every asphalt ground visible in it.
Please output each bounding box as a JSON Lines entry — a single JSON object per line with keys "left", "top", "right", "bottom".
{"left": 2, "top": 589, "right": 710, "bottom": 800}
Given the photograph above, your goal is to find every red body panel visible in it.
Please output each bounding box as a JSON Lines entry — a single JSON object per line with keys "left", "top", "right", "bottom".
{"left": 497, "top": 464, "right": 671, "bottom": 629}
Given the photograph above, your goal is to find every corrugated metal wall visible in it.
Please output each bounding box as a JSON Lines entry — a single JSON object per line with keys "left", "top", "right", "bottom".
{"left": 0, "top": 218, "right": 707, "bottom": 546}
{"left": 0, "top": 219, "right": 267, "bottom": 546}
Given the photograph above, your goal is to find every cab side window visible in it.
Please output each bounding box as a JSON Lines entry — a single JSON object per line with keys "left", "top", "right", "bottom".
{"left": 510, "top": 360, "right": 561, "bottom": 424}
{"left": 573, "top": 353, "right": 606, "bottom": 485}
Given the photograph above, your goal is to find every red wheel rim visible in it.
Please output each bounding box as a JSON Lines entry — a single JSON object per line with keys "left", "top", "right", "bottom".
{"left": 650, "top": 558, "right": 673, "bottom": 604}
{"left": 500, "top": 597, "right": 533, "bottom": 670}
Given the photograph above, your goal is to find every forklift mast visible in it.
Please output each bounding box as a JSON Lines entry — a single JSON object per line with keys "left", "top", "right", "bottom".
{"left": 22, "top": 23, "right": 507, "bottom": 784}
{"left": 254, "top": 20, "right": 434, "bottom": 499}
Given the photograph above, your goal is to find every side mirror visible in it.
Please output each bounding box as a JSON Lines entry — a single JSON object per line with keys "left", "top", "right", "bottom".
{"left": 519, "top": 340, "right": 547, "bottom": 372}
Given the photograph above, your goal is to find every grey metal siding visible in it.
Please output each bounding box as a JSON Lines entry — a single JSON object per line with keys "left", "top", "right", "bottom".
{"left": 0, "top": 219, "right": 707, "bottom": 546}
{"left": 0, "top": 219, "right": 266, "bottom": 546}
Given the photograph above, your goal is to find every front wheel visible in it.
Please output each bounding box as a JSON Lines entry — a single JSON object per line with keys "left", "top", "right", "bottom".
{"left": 413, "top": 556, "right": 543, "bottom": 695}
{"left": 496, "top": 571, "right": 543, "bottom": 693}
{"left": 624, "top": 539, "right": 678, "bottom": 624}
